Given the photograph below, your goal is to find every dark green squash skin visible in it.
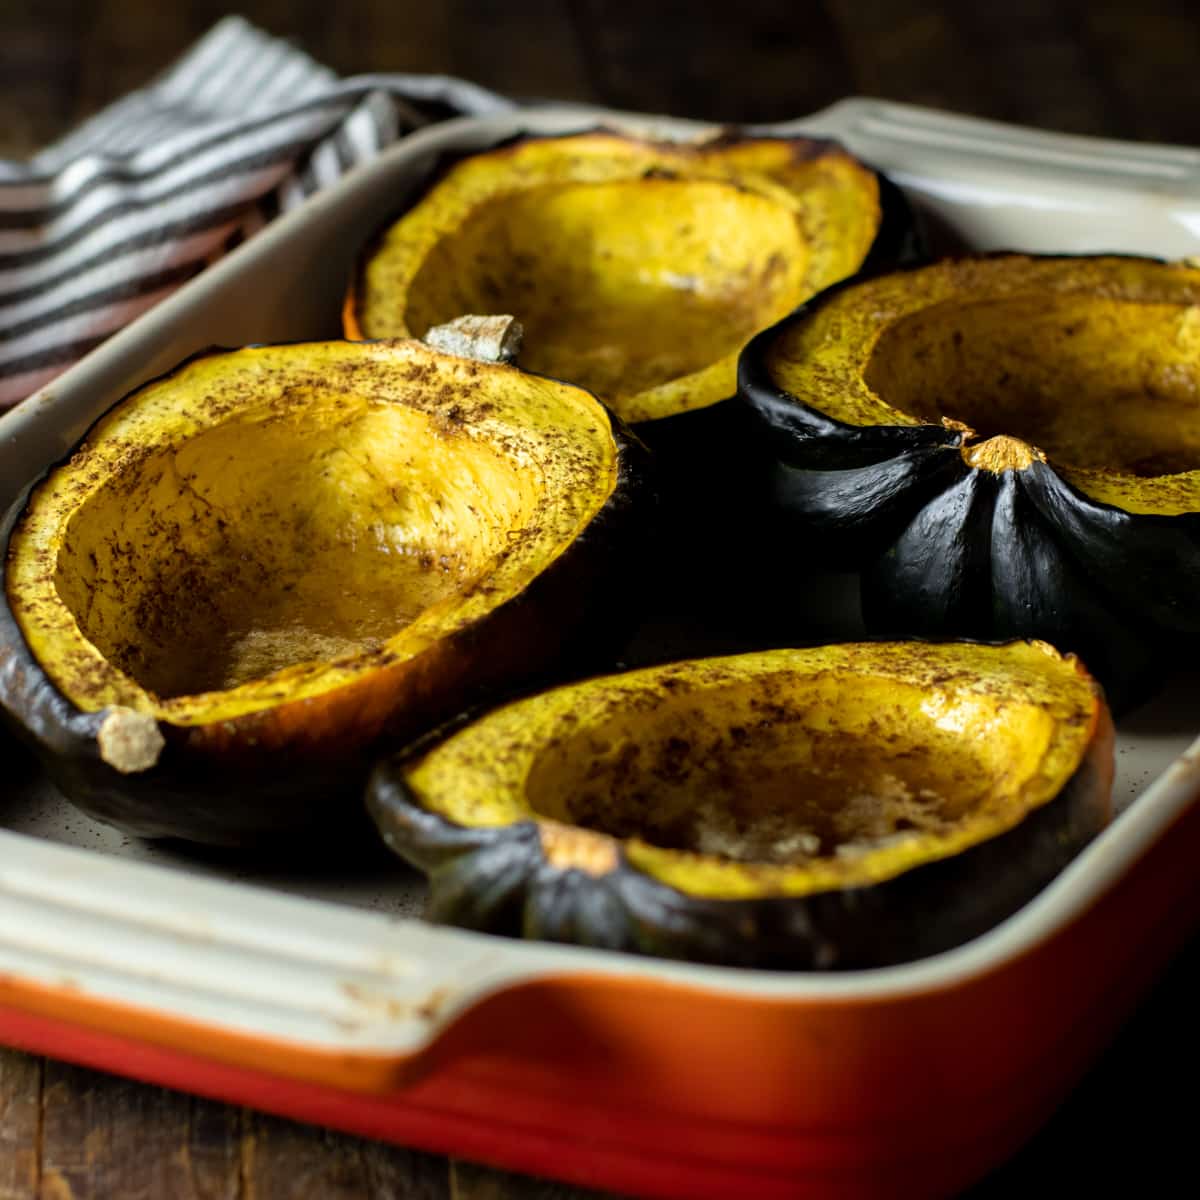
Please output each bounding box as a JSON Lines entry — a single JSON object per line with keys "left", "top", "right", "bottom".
{"left": 366, "top": 711, "right": 1111, "bottom": 970}
{"left": 0, "top": 350, "right": 655, "bottom": 847}
{"left": 737, "top": 259, "right": 1200, "bottom": 704}
{"left": 638, "top": 173, "right": 924, "bottom": 629}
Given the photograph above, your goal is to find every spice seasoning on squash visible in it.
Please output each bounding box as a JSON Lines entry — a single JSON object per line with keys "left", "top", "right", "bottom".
{"left": 0, "top": 338, "right": 650, "bottom": 845}
{"left": 344, "top": 129, "right": 913, "bottom": 427}
{"left": 369, "top": 640, "right": 1113, "bottom": 969}
{"left": 343, "top": 129, "right": 917, "bottom": 630}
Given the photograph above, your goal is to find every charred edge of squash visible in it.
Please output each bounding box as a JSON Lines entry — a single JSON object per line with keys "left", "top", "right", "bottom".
{"left": 0, "top": 386, "right": 654, "bottom": 846}
{"left": 366, "top": 654, "right": 1112, "bottom": 970}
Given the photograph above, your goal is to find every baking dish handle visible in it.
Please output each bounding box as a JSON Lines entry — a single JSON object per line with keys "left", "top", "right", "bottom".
{"left": 0, "top": 827, "right": 544, "bottom": 1084}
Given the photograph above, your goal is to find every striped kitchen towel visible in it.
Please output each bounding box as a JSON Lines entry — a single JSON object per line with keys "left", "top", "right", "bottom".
{"left": 0, "top": 15, "right": 511, "bottom": 407}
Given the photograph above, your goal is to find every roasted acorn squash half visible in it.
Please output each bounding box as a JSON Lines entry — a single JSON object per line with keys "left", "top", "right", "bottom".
{"left": 343, "top": 129, "right": 916, "bottom": 432}
{"left": 368, "top": 641, "right": 1113, "bottom": 969}
{"left": 0, "top": 339, "right": 649, "bottom": 845}
{"left": 740, "top": 254, "right": 1200, "bottom": 700}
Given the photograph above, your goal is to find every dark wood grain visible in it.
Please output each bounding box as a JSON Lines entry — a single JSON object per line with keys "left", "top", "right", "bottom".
{"left": 241, "top": 1110, "right": 448, "bottom": 1200}
{"left": 947, "top": 0, "right": 1122, "bottom": 134}
{"left": 38, "top": 1059, "right": 241, "bottom": 1200}
{"left": 7, "top": 0, "right": 1200, "bottom": 155}
{"left": 4, "top": 1, "right": 1200, "bottom": 1196}
{"left": 4, "top": 0, "right": 88, "bottom": 155}
{"left": 0, "top": 1051, "right": 41, "bottom": 1198}
{"left": 450, "top": 1161, "right": 616, "bottom": 1200}
{"left": 0, "top": 1049, "right": 454, "bottom": 1200}
{"left": 71, "top": 4, "right": 193, "bottom": 128}
{"left": 1068, "top": 0, "right": 1200, "bottom": 144}
{"left": 571, "top": 0, "right": 853, "bottom": 122}
{"left": 825, "top": 0, "right": 985, "bottom": 116}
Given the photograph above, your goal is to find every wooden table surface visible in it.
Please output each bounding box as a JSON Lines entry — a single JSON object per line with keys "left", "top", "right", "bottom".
{"left": 4, "top": 1, "right": 1200, "bottom": 1196}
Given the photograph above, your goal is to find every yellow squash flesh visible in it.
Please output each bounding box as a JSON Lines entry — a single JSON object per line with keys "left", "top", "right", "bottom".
{"left": 346, "top": 132, "right": 883, "bottom": 424}
{"left": 6, "top": 339, "right": 620, "bottom": 728}
{"left": 401, "top": 641, "right": 1110, "bottom": 901}
{"left": 763, "top": 254, "right": 1200, "bottom": 512}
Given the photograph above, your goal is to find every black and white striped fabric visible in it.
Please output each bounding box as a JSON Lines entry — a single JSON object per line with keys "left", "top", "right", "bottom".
{"left": 0, "top": 16, "right": 511, "bottom": 407}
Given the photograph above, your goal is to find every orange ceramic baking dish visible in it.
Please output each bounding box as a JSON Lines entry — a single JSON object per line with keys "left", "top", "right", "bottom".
{"left": 3, "top": 100, "right": 1200, "bottom": 1198}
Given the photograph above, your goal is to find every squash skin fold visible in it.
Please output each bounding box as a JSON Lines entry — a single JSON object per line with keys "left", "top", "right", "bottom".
{"left": 368, "top": 642, "right": 1113, "bottom": 970}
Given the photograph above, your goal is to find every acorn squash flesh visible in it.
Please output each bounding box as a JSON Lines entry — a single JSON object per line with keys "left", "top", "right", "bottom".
{"left": 865, "top": 293, "right": 1200, "bottom": 481}
{"left": 369, "top": 641, "right": 1113, "bottom": 968}
{"left": 0, "top": 339, "right": 648, "bottom": 843}
{"left": 45, "top": 381, "right": 535, "bottom": 706}
{"left": 346, "top": 131, "right": 893, "bottom": 426}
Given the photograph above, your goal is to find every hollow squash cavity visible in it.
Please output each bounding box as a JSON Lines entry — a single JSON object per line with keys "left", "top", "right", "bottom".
{"left": 760, "top": 254, "right": 1200, "bottom": 511}
{"left": 401, "top": 641, "right": 1107, "bottom": 901}
{"left": 404, "top": 179, "right": 810, "bottom": 403}
{"left": 523, "top": 676, "right": 1049, "bottom": 866}
{"left": 865, "top": 293, "right": 1200, "bottom": 476}
{"left": 6, "top": 340, "right": 622, "bottom": 729}
{"left": 348, "top": 131, "right": 886, "bottom": 424}
{"left": 53, "top": 397, "right": 528, "bottom": 698}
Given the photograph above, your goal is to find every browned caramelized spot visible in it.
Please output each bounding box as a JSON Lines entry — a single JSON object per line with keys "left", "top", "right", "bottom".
{"left": 522, "top": 673, "right": 1015, "bottom": 867}
{"left": 557, "top": 734, "right": 965, "bottom": 866}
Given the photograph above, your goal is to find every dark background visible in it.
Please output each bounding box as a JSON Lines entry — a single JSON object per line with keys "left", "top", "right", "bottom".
{"left": 6, "top": 0, "right": 1200, "bottom": 155}
{"left": 3, "top": 1, "right": 1200, "bottom": 1197}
